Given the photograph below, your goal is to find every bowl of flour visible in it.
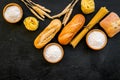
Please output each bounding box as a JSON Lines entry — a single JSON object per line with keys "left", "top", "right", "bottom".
{"left": 3, "top": 3, "right": 23, "bottom": 23}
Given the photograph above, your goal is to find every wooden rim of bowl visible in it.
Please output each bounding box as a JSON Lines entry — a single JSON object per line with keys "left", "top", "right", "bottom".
{"left": 43, "top": 43, "right": 64, "bottom": 63}
{"left": 86, "top": 29, "right": 107, "bottom": 50}
{"left": 3, "top": 3, "right": 23, "bottom": 23}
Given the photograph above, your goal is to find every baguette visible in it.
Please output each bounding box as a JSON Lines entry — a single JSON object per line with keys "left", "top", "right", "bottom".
{"left": 34, "top": 19, "right": 62, "bottom": 49}
{"left": 58, "top": 14, "right": 85, "bottom": 45}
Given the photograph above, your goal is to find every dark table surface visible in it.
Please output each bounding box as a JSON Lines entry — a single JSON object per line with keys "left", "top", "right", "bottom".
{"left": 0, "top": 0, "right": 120, "bottom": 80}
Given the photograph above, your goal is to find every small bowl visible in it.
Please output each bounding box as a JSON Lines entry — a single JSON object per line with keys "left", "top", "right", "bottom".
{"left": 86, "top": 29, "right": 107, "bottom": 50}
{"left": 3, "top": 3, "right": 23, "bottom": 23}
{"left": 43, "top": 43, "right": 64, "bottom": 63}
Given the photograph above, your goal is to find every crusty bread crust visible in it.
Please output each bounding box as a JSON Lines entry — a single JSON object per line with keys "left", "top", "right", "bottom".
{"left": 58, "top": 14, "right": 85, "bottom": 45}
{"left": 34, "top": 19, "right": 62, "bottom": 49}
{"left": 100, "top": 12, "right": 120, "bottom": 38}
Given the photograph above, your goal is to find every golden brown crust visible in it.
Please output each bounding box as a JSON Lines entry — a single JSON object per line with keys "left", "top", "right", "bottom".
{"left": 3, "top": 3, "right": 23, "bottom": 23}
{"left": 100, "top": 12, "right": 120, "bottom": 38}
{"left": 34, "top": 19, "right": 62, "bottom": 49}
{"left": 58, "top": 14, "right": 85, "bottom": 45}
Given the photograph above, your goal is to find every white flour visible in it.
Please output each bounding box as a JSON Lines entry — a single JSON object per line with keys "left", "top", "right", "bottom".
{"left": 45, "top": 45, "right": 62, "bottom": 62}
{"left": 4, "top": 6, "right": 21, "bottom": 22}
{"left": 87, "top": 31, "right": 106, "bottom": 49}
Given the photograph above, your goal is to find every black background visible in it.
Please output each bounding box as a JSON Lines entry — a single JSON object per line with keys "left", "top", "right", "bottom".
{"left": 0, "top": 0, "right": 120, "bottom": 80}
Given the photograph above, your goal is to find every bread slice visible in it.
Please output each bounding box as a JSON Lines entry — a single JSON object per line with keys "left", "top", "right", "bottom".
{"left": 100, "top": 12, "right": 120, "bottom": 38}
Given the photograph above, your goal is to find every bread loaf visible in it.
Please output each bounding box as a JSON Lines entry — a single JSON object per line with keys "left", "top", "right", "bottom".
{"left": 34, "top": 19, "right": 62, "bottom": 49}
{"left": 100, "top": 12, "right": 120, "bottom": 38}
{"left": 58, "top": 14, "right": 85, "bottom": 45}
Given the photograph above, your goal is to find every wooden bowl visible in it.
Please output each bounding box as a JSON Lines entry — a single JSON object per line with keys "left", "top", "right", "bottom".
{"left": 43, "top": 43, "right": 64, "bottom": 63}
{"left": 86, "top": 29, "right": 107, "bottom": 50}
{"left": 3, "top": 3, "right": 23, "bottom": 23}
